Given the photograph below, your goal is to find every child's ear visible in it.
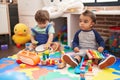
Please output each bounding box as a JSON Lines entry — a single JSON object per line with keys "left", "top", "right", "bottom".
{"left": 91, "top": 22, "right": 95, "bottom": 26}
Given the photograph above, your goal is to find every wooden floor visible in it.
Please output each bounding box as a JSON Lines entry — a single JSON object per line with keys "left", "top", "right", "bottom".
{"left": 0, "top": 44, "right": 120, "bottom": 59}
{"left": 0, "top": 44, "right": 25, "bottom": 58}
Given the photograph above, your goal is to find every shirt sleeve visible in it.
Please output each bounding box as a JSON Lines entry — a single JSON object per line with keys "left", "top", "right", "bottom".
{"left": 93, "top": 29, "right": 105, "bottom": 48}
{"left": 31, "top": 26, "right": 36, "bottom": 36}
{"left": 72, "top": 30, "right": 81, "bottom": 49}
{"left": 48, "top": 25, "right": 55, "bottom": 34}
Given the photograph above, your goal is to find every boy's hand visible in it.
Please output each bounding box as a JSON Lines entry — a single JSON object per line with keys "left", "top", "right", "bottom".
{"left": 44, "top": 43, "right": 50, "bottom": 50}
{"left": 98, "top": 47, "right": 104, "bottom": 53}
{"left": 32, "top": 40, "right": 38, "bottom": 45}
{"left": 74, "top": 47, "right": 80, "bottom": 53}
{"left": 29, "top": 43, "right": 36, "bottom": 49}
{"left": 30, "top": 40, "right": 38, "bottom": 49}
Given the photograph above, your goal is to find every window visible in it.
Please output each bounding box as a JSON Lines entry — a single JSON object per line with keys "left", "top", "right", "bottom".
{"left": 97, "top": 0, "right": 118, "bottom": 2}
{"left": 82, "top": 0, "right": 120, "bottom": 6}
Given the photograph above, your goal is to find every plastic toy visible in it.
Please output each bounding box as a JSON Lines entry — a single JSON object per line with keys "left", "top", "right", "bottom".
{"left": 112, "top": 39, "right": 117, "bottom": 47}
{"left": 0, "top": 44, "right": 8, "bottom": 50}
{"left": 86, "top": 49, "right": 104, "bottom": 59}
{"left": 12, "top": 23, "right": 31, "bottom": 48}
{"left": 64, "top": 45, "right": 70, "bottom": 49}
{"left": 54, "top": 26, "right": 67, "bottom": 45}
{"left": 17, "top": 50, "right": 40, "bottom": 66}
{"left": 74, "top": 57, "right": 94, "bottom": 74}
{"left": 40, "top": 58, "right": 62, "bottom": 66}
{"left": 46, "top": 59, "right": 55, "bottom": 66}
{"left": 42, "top": 50, "right": 50, "bottom": 61}
{"left": 25, "top": 43, "right": 31, "bottom": 48}
{"left": 16, "top": 60, "right": 22, "bottom": 64}
{"left": 57, "top": 51, "right": 66, "bottom": 69}
{"left": 20, "top": 63, "right": 26, "bottom": 68}
{"left": 88, "top": 66, "right": 92, "bottom": 72}
{"left": 75, "top": 50, "right": 112, "bottom": 74}
{"left": 80, "top": 70, "right": 86, "bottom": 80}
{"left": 35, "top": 44, "right": 46, "bottom": 52}
{"left": 75, "top": 57, "right": 85, "bottom": 74}
{"left": 87, "top": 60, "right": 93, "bottom": 72}
{"left": 61, "top": 50, "right": 65, "bottom": 55}
{"left": 35, "top": 42, "right": 61, "bottom": 53}
{"left": 109, "top": 26, "right": 120, "bottom": 56}
{"left": 40, "top": 50, "right": 66, "bottom": 67}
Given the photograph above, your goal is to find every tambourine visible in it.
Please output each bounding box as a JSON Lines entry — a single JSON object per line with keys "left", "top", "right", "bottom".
{"left": 35, "top": 44, "right": 46, "bottom": 52}
{"left": 35, "top": 42, "right": 60, "bottom": 53}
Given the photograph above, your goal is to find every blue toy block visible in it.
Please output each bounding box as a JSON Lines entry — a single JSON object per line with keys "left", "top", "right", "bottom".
{"left": 80, "top": 77, "right": 85, "bottom": 80}
{"left": 64, "top": 45, "right": 70, "bottom": 49}
{"left": 80, "top": 70, "right": 86, "bottom": 80}
{"left": 25, "top": 43, "right": 31, "bottom": 48}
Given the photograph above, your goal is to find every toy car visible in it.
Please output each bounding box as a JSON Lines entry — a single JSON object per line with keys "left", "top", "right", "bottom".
{"left": 17, "top": 50, "right": 40, "bottom": 66}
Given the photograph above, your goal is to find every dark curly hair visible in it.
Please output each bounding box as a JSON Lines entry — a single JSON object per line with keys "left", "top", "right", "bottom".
{"left": 82, "top": 10, "right": 96, "bottom": 23}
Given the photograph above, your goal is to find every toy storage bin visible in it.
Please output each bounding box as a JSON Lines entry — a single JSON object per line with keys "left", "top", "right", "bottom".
{"left": 109, "top": 26, "right": 120, "bottom": 57}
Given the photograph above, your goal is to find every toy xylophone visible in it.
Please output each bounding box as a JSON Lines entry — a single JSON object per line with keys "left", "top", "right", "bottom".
{"left": 86, "top": 49, "right": 105, "bottom": 59}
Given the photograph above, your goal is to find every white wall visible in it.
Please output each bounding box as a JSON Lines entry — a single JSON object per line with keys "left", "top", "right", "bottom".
{"left": 18, "top": 0, "right": 44, "bottom": 15}
{"left": 18, "top": 0, "right": 44, "bottom": 28}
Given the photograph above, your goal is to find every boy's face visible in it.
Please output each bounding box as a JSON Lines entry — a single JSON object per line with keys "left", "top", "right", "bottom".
{"left": 37, "top": 21, "right": 48, "bottom": 28}
{"left": 79, "top": 14, "right": 95, "bottom": 30}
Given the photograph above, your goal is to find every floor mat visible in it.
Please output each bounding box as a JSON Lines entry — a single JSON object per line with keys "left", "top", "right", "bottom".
{"left": 0, "top": 52, "right": 120, "bottom": 80}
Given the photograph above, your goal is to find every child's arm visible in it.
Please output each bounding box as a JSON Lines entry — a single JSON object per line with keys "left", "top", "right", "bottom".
{"left": 31, "top": 35, "right": 38, "bottom": 45}
{"left": 72, "top": 30, "right": 81, "bottom": 52}
{"left": 47, "top": 33, "right": 54, "bottom": 43}
{"left": 45, "top": 23, "right": 55, "bottom": 49}
{"left": 30, "top": 28, "right": 38, "bottom": 45}
{"left": 45, "top": 33, "right": 54, "bottom": 49}
{"left": 93, "top": 30, "right": 105, "bottom": 52}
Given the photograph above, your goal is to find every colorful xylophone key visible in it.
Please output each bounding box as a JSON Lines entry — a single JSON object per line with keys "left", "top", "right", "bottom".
{"left": 86, "top": 49, "right": 104, "bottom": 59}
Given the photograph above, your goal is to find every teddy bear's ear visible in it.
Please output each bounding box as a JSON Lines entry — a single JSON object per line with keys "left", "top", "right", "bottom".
{"left": 42, "top": 0, "right": 64, "bottom": 19}
{"left": 43, "top": 0, "right": 62, "bottom": 6}
{"left": 51, "top": 0, "right": 62, "bottom": 2}
{"left": 51, "top": 0, "right": 53, "bottom": 2}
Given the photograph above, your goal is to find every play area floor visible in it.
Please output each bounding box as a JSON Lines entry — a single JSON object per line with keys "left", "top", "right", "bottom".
{"left": 0, "top": 50, "right": 120, "bottom": 80}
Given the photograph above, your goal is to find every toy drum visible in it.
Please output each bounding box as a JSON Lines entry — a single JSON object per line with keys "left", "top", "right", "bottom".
{"left": 35, "top": 42, "right": 61, "bottom": 53}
